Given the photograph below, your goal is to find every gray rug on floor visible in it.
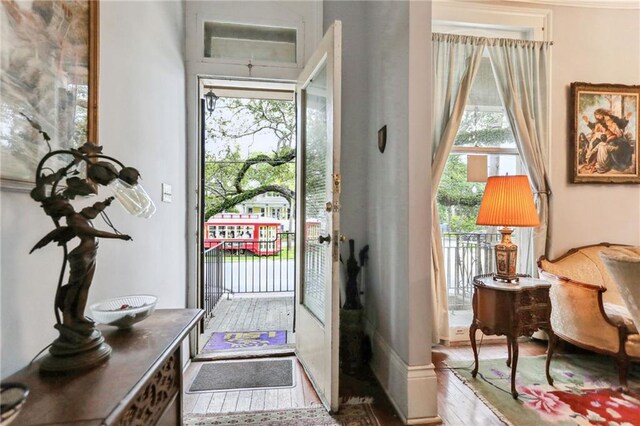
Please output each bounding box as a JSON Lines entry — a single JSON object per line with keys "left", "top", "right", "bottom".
{"left": 189, "top": 359, "right": 293, "bottom": 392}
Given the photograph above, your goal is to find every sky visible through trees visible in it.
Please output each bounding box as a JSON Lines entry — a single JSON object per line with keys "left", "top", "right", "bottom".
{"left": 204, "top": 97, "right": 296, "bottom": 220}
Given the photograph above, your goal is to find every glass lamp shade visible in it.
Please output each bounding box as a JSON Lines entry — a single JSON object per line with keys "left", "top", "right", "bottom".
{"left": 204, "top": 90, "right": 218, "bottom": 114}
{"left": 108, "top": 179, "right": 156, "bottom": 218}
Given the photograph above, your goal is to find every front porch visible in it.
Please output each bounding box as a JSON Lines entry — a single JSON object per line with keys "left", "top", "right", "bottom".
{"left": 197, "top": 295, "right": 295, "bottom": 360}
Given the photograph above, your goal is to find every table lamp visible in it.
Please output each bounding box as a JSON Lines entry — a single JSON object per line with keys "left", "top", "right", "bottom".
{"left": 476, "top": 175, "right": 540, "bottom": 282}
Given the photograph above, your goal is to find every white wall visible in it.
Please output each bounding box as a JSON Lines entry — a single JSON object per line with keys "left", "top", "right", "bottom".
{"left": 322, "top": 2, "right": 369, "bottom": 273}
{"left": 363, "top": 0, "right": 412, "bottom": 365}
{"left": 545, "top": 4, "right": 640, "bottom": 256}
{"left": 453, "top": 1, "right": 640, "bottom": 257}
{"left": 324, "top": 2, "right": 436, "bottom": 423}
{"left": 0, "top": 0, "right": 187, "bottom": 378}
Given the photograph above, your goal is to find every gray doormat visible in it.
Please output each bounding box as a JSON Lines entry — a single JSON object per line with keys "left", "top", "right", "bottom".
{"left": 189, "top": 359, "right": 294, "bottom": 392}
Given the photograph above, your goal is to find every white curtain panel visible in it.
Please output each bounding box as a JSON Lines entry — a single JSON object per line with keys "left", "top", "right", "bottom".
{"left": 431, "top": 33, "right": 485, "bottom": 344}
{"left": 486, "top": 39, "right": 552, "bottom": 276}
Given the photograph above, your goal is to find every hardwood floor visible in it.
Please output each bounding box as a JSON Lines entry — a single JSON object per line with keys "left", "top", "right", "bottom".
{"left": 183, "top": 339, "right": 553, "bottom": 425}
{"left": 189, "top": 296, "right": 555, "bottom": 424}
{"left": 340, "top": 368, "right": 405, "bottom": 425}
{"left": 433, "top": 338, "right": 548, "bottom": 426}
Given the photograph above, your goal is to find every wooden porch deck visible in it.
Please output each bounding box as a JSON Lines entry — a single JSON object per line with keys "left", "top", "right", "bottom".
{"left": 196, "top": 295, "right": 295, "bottom": 360}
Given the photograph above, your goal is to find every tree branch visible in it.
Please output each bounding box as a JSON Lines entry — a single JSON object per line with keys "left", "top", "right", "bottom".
{"left": 206, "top": 185, "right": 294, "bottom": 219}
{"left": 233, "top": 149, "right": 296, "bottom": 193}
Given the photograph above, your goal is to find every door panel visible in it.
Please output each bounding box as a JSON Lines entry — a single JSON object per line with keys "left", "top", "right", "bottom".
{"left": 295, "top": 21, "right": 341, "bottom": 412}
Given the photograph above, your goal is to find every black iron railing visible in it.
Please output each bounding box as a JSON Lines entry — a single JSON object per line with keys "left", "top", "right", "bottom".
{"left": 201, "top": 233, "right": 296, "bottom": 328}
{"left": 202, "top": 242, "right": 225, "bottom": 326}
{"left": 222, "top": 232, "right": 296, "bottom": 294}
{"left": 441, "top": 232, "right": 501, "bottom": 310}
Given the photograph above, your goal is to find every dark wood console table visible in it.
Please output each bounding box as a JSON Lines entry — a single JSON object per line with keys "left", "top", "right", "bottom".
{"left": 470, "top": 274, "right": 555, "bottom": 398}
{"left": 4, "top": 309, "right": 203, "bottom": 425}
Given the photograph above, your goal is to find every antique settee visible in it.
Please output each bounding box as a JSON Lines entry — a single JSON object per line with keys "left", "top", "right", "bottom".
{"left": 537, "top": 243, "right": 640, "bottom": 388}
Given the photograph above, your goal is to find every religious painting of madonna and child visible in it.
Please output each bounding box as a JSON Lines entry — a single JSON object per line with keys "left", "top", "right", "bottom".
{"left": 571, "top": 82, "right": 640, "bottom": 183}
{"left": 0, "top": 1, "right": 99, "bottom": 190}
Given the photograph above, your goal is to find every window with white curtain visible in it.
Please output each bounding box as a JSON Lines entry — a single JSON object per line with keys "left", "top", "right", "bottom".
{"left": 432, "top": 3, "right": 551, "bottom": 342}
{"left": 438, "top": 56, "right": 531, "bottom": 314}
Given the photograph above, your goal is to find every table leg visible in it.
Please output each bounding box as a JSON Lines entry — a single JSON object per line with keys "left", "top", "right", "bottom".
{"left": 545, "top": 329, "right": 556, "bottom": 386}
{"left": 506, "top": 338, "right": 512, "bottom": 367}
{"left": 470, "top": 322, "right": 479, "bottom": 378}
{"left": 510, "top": 336, "right": 519, "bottom": 399}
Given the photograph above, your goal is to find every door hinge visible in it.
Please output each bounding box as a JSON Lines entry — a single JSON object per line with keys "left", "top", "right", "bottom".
{"left": 333, "top": 173, "right": 341, "bottom": 194}
{"left": 333, "top": 230, "right": 340, "bottom": 261}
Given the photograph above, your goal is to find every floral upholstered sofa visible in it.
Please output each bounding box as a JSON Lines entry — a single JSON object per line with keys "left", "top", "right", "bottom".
{"left": 537, "top": 243, "right": 640, "bottom": 388}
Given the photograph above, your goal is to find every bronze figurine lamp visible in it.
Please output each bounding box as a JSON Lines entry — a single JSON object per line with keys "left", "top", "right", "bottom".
{"left": 29, "top": 123, "right": 155, "bottom": 373}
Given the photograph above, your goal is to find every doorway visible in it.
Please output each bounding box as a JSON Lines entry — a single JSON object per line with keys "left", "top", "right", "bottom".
{"left": 196, "top": 79, "right": 297, "bottom": 360}
{"left": 189, "top": 22, "right": 343, "bottom": 413}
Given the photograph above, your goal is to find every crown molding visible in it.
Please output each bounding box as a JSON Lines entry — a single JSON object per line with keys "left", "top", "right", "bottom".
{"left": 434, "top": 0, "right": 640, "bottom": 10}
{"left": 494, "top": 0, "right": 639, "bottom": 10}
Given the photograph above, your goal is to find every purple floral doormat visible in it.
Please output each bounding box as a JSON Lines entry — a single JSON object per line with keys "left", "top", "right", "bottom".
{"left": 203, "top": 331, "right": 287, "bottom": 351}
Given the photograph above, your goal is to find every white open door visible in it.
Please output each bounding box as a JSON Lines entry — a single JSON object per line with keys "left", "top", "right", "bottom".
{"left": 295, "top": 21, "right": 341, "bottom": 412}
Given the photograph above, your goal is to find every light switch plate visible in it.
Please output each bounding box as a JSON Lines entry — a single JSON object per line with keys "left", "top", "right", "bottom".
{"left": 162, "top": 183, "right": 172, "bottom": 203}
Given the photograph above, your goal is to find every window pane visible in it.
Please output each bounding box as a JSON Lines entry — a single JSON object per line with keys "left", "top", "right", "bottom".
{"left": 204, "top": 22, "right": 296, "bottom": 64}
{"left": 302, "top": 62, "right": 329, "bottom": 324}
{"left": 454, "top": 59, "right": 516, "bottom": 149}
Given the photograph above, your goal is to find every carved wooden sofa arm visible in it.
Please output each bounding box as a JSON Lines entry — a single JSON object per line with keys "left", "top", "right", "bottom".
{"left": 538, "top": 270, "right": 625, "bottom": 355}
{"left": 537, "top": 243, "right": 640, "bottom": 388}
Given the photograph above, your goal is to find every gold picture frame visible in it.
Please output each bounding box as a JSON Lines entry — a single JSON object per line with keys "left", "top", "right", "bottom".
{"left": 0, "top": 0, "right": 99, "bottom": 191}
{"left": 571, "top": 82, "right": 639, "bottom": 184}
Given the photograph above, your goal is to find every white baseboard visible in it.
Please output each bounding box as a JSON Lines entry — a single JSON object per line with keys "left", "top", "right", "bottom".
{"left": 363, "top": 319, "right": 441, "bottom": 425}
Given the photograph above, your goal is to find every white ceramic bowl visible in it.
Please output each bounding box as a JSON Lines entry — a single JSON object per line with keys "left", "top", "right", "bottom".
{"left": 89, "top": 295, "right": 157, "bottom": 329}
{"left": 0, "top": 383, "right": 29, "bottom": 426}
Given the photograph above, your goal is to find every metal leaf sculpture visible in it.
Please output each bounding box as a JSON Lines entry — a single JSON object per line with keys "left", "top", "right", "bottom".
{"left": 27, "top": 119, "right": 145, "bottom": 373}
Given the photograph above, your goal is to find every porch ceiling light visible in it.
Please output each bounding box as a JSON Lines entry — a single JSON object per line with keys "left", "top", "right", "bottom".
{"left": 204, "top": 89, "right": 219, "bottom": 114}
{"left": 476, "top": 175, "right": 539, "bottom": 283}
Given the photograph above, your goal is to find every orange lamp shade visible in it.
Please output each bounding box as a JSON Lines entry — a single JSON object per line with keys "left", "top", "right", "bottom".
{"left": 476, "top": 175, "right": 540, "bottom": 227}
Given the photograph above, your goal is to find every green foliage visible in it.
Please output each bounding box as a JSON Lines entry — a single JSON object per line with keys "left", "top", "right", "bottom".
{"left": 437, "top": 155, "right": 484, "bottom": 233}
{"left": 204, "top": 98, "right": 296, "bottom": 219}
{"left": 438, "top": 109, "right": 516, "bottom": 233}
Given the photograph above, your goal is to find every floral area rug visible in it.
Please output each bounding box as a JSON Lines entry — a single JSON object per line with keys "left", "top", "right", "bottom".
{"left": 448, "top": 354, "right": 640, "bottom": 426}
{"left": 184, "top": 403, "right": 380, "bottom": 426}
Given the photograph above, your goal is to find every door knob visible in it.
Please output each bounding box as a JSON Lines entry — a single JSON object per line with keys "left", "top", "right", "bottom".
{"left": 318, "top": 234, "right": 331, "bottom": 244}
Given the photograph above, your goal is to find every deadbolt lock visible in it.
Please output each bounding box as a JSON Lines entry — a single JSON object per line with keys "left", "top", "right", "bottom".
{"left": 325, "top": 201, "right": 333, "bottom": 212}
